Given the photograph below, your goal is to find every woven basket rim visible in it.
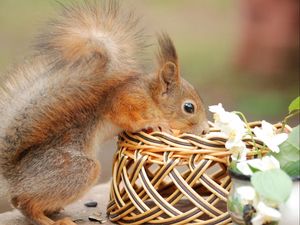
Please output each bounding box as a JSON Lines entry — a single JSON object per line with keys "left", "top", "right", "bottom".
{"left": 122, "top": 121, "right": 288, "bottom": 139}
{"left": 117, "top": 121, "right": 290, "bottom": 161}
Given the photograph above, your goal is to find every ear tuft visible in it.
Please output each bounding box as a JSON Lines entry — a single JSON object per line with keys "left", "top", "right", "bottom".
{"left": 157, "top": 33, "right": 178, "bottom": 66}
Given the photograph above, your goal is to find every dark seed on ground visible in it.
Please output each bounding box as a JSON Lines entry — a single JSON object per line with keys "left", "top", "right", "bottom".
{"left": 73, "top": 218, "right": 85, "bottom": 223}
{"left": 84, "top": 201, "right": 98, "bottom": 207}
{"left": 88, "top": 215, "right": 107, "bottom": 224}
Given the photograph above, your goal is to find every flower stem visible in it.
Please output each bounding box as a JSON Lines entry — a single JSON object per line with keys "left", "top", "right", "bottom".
{"left": 233, "top": 111, "right": 260, "bottom": 157}
{"left": 281, "top": 110, "right": 299, "bottom": 132}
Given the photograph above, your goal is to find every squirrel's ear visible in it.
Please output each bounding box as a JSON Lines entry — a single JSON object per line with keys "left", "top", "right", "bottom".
{"left": 158, "top": 61, "right": 179, "bottom": 89}
{"left": 156, "top": 33, "right": 180, "bottom": 94}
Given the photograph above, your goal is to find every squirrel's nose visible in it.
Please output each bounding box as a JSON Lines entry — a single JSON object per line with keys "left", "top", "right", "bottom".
{"left": 201, "top": 122, "right": 210, "bottom": 135}
{"left": 193, "top": 121, "right": 210, "bottom": 135}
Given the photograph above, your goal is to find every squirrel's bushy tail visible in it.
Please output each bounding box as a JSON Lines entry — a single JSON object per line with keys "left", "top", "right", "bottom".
{"left": 36, "top": 0, "right": 145, "bottom": 73}
{"left": 0, "top": 1, "right": 145, "bottom": 170}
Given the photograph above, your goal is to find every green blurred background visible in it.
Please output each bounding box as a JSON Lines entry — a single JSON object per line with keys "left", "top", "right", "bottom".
{"left": 0, "top": 0, "right": 299, "bottom": 123}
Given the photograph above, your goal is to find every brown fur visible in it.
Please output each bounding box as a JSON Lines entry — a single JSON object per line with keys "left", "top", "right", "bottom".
{"left": 0, "top": 1, "right": 208, "bottom": 225}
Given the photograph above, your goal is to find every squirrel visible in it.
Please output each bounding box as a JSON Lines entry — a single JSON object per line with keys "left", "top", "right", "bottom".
{"left": 0, "top": 1, "right": 209, "bottom": 225}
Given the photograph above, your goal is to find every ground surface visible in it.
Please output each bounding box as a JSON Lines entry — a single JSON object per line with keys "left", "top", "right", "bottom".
{"left": 0, "top": 182, "right": 114, "bottom": 225}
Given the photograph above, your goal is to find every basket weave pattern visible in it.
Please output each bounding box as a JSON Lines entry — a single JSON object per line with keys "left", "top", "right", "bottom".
{"left": 107, "top": 122, "right": 282, "bottom": 225}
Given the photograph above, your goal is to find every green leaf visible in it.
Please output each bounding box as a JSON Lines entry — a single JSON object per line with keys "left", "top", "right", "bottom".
{"left": 229, "top": 161, "right": 240, "bottom": 174}
{"left": 288, "top": 125, "right": 300, "bottom": 151}
{"left": 251, "top": 169, "right": 292, "bottom": 203}
{"left": 288, "top": 96, "right": 300, "bottom": 114}
{"left": 282, "top": 160, "right": 300, "bottom": 177}
{"left": 248, "top": 164, "right": 261, "bottom": 173}
{"left": 273, "top": 126, "right": 300, "bottom": 168}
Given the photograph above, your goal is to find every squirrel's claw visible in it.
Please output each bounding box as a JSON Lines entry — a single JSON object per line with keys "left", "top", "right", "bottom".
{"left": 151, "top": 126, "right": 173, "bottom": 134}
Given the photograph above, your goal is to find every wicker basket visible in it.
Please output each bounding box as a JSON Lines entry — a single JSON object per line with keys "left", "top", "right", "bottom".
{"left": 106, "top": 122, "right": 284, "bottom": 225}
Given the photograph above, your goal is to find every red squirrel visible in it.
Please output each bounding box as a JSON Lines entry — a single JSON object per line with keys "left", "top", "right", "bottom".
{"left": 0, "top": 1, "right": 209, "bottom": 224}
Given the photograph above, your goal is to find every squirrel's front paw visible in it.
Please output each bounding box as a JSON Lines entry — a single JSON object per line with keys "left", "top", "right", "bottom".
{"left": 53, "top": 218, "right": 77, "bottom": 225}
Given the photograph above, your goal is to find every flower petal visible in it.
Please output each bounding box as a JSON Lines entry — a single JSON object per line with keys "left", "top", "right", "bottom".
{"left": 237, "top": 161, "right": 253, "bottom": 175}
{"left": 239, "top": 148, "right": 249, "bottom": 161}
{"left": 253, "top": 127, "right": 266, "bottom": 141}
{"left": 251, "top": 214, "right": 264, "bottom": 225}
{"left": 209, "top": 103, "right": 224, "bottom": 113}
{"left": 261, "top": 120, "right": 275, "bottom": 136}
{"left": 265, "top": 141, "right": 280, "bottom": 153}
{"left": 261, "top": 155, "right": 280, "bottom": 170}
{"left": 256, "top": 201, "right": 282, "bottom": 220}
{"left": 247, "top": 158, "right": 265, "bottom": 171}
{"left": 236, "top": 186, "right": 256, "bottom": 201}
{"left": 227, "top": 141, "right": 248, "bottom": 161}
{"left": 272, "top": 133, "right": 288, "bottom": 146}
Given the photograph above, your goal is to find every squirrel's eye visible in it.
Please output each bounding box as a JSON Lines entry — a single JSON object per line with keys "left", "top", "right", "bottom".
{"left": 183, "top": 102, "right": 195, "bottom": 114}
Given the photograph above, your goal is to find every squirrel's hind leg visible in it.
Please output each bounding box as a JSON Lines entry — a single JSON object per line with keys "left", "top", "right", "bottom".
{"left": 9, "top": 147, "right": 100, "bottom": 225}
{"left": 11, "top": 195, "right": 76, "bottom": 225}
{"left": 10, "top": 195, "right": 54, "bottom": 225}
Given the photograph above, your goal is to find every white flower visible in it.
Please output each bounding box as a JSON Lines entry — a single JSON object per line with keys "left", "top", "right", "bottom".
{"left": 247, "top": 155, "right": 280, "bottom": 171}
{"left": 236, "top": 186, "right": 256, "bottom": 202}
{"left": 251, "top": 202, "right": 281, "bottom": 225}
{"left": 209, "top": 103, "right": 226, "bottom": 117}
{"left": 228, "top": 141, "right": 249, "bottom": 161}
{"left": 209, "top": 104, "right": 246, "bottom": 135}
{"left": 236, "top": 156, "right": 280, "bottom": 175}
{"left": 209, "top": 104, "right": 247, "bottom": 159}
{"left": 253, "top": 120, "right": 288, "bottom": 153}
{"left": 237, "top": 161, "right": 254, "bottom": 175}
